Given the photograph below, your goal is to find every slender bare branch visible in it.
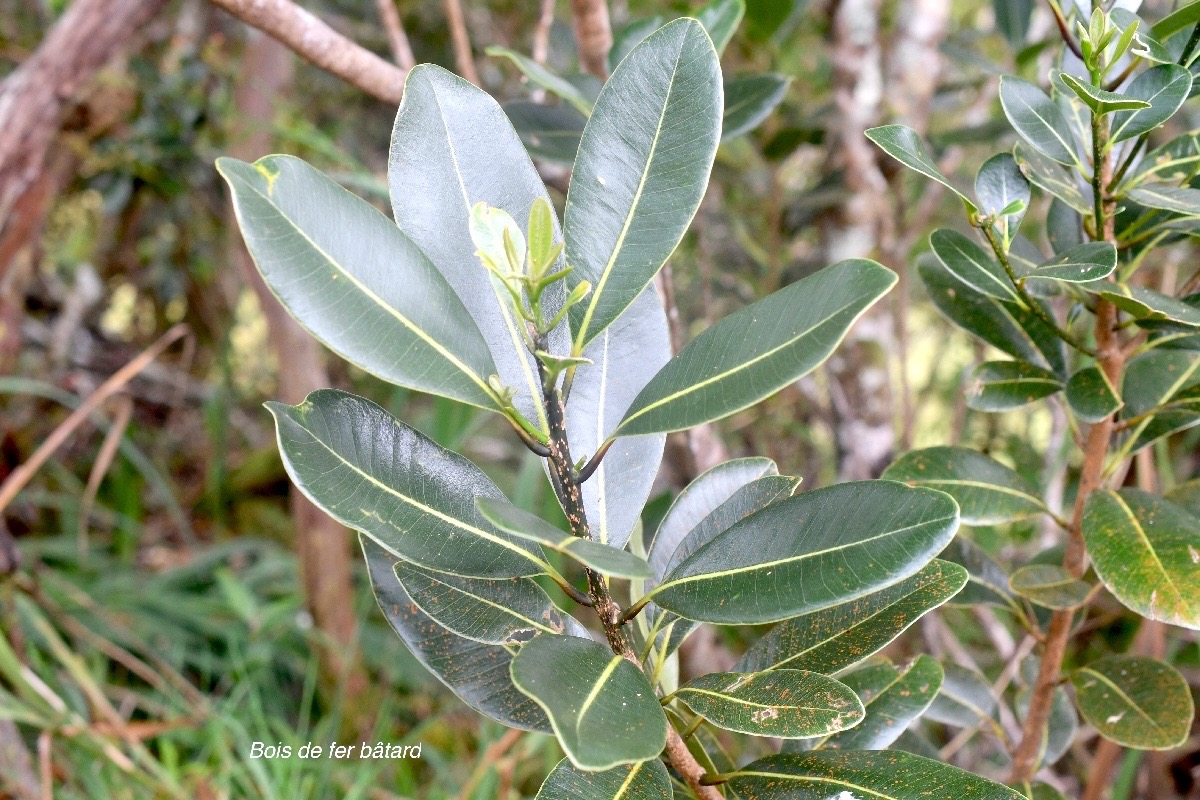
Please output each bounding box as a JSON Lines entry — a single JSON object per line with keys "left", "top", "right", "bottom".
{"left": 207, "top": 0, "right": 408, "bottom": 104}
{"left": 376, "top": 0, "right": 416, "bottom": 70}
{"left": 443, "top": 0, "right": 480, "bottom": 84}
{"left": 0, "top": 325, "right": 188, "bottom": 515}
{"left": 533, "top": 0, "right": 556, "bottom": 65}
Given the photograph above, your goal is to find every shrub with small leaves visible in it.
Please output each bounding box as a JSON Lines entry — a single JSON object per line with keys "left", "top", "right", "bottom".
{"left": 871, "top": 3, "right": 1200, "bottom": 797}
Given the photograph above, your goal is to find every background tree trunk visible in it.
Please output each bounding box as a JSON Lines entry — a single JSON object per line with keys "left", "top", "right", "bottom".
{"left": 822, "top": 0, "right": 949, "bottom": 480}
{"left": 0, "top": 0, "right": 168, "bottom": 371}
{"left": 225, "top": 30, "right": 368, "bottom": 706}
{"left": 822, "top": 0, "right": 892, "bottom": 482}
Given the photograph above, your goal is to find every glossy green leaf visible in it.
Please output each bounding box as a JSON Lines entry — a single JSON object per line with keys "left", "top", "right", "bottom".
{"left": 1166, "top": 478, "right": 1200, "bottom": 516}
{"left": 1082, "top": 489, "right": 1200, "bottom": 629}
{"left": 1110, "top": 65, "right": 1192, "bottom": 144}
{"left": 866, "top": 125, "right": 977, "bottom": 210}
{"left": 723, "top": 73, "right": 790, "bottom": 140}
{"left": 994, "top": 0, "right": 1033, "bottom": 46}
{"left": 1028, "top": 241, "right": 1117, "bottom": 283}
{"left": 696, "top": 0, "right": 745, "bottom": 54}
{"left": 737, "top": 560, "right": 966, "bottom": 674}
{"left": 650, "top": 474, "right": 808, "bottom": 656}
{"left": 1047, "top": 197, "right": 1084, "bottom": 252}
{"left": 1008, "top": 564, "right": 1090, "bottom": 609}
{"left": 968, "top": 360, "right": 1063, "bottom": 411}
{"left": 390, "top": 65, "right": 565, "bottom": 431}
{"left": 536, "top": 757, "right": 671, "bottom": 800}
{"left": 1127, "top": 183, "right": 1200, "bottom": 215}
{"left": 392, "top": 561, "right": 568, "bottom": 645}
{"left": 677, "top": 669, "right": 864, "bottom": 738}
{"left": 566, "top": 19, "right": 722, "bottom": 349}
{"left": 1066, "top": 365, "right": 1122, "bottom": 422}
{"left": 609, "top": 17, "right": 664, "bottom": 72}
{"left": 269, "top": 390, "right": 543, "bottom": 579}
{"left": 727, "top": 751, "right": 1025, "bottom": 800}
{"left": 616, "top": 259, "right": 895, "bottom": 436}
{"left": 1016, "top": 783, "right": 1068, "bottom": 800}
{"left": 1129, "top": 132, "right": 1200, "bottom": 186}
{"left": 926, "top": 662, "right": 998, "bottom": 728}
{"left": 883, "top": 446, "right": 1046, "bottom": 526}
{"left": 744, "top": 0, "right": 801, "bottom": 40}
{"left": 487, "top": 46, "right": 593, "bottom": 115}
{"left": 942, "top": 537, "right": 1016, "bottom": 610}
{"left": 1071, "top": 655, "right": 1194, "bottom": 749}
{"left": 1014, "top": 142, "right": 1090, "bottom": 213}
{"left": 569, "top": 287, "right": 670, "bottom": 550}
{"left": 918, "top": 253, "right": 1067, "bottom": 375}
{"left": 646, "top": 480, "right": 959, "bottom": 625}
{"left": 1123, "top": 351, "right": 1200, "bottom": 418}
{"left": 648, "top": 457, "right": 779, "bottom": 578}
{"left": 1000, "top": 76, "right": 1078, "bottom": 166}
{"left": 1059, "top": 72, "right": 1150, "bottom": 114}
{"left": 814, "top": 656, "right": 943, "bottom": 751}
{"left": 929, "top": 228, "right": 1018, "bottom": 303}
{"left": 1121, "top": 350, "right": 1200, "bottom": 453}
{"left": 658, "top": 474, "right": 798, "bottom": 579}
{"left": 1151, "top": 1, "right": 1200, "bottom": 39}
{"left": 504, "top": 101, "right": 586, "bottom": 165}
{"left": 218, "top": 156, "right": 499, "bottom": 411}
{"left": 975, "top": 153, "right": 1030, "bottom": 241}
{"left": 1083, "top": 279, "right": 1200, "bottom": 329}
{"left": 510, "top": 635, "right": 668, "bottom": 771}
{"left": 476, "top": 497, "right": 653, "bottom": 580}
{"left": 361, "top": 537, "right": 551, "bottom": 732}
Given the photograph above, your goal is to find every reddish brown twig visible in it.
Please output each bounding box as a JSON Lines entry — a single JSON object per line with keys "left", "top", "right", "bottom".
{"left": 375, "top": 0, "right": 415, "bottom": 70}
{"left": 442, "top": 0, "right": 480, "bottom": 84}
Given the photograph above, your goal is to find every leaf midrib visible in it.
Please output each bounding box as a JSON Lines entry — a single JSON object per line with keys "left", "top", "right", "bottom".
{"left": 765, "top": 585, "right": 936, "bottom": 671}
{"left": 234, "top": 170, "right": 495, "bottom": 403}
{"left": 574, "top": 35, "right": 685, "bottom": 350}
{"left": 575, "top": 656, "right": 624, "bottom": 738}
{"left": 1077, "top": 666, "right": 1162, "bottom": 730}
{"left": 424, "top": 78, "right": 550, "bottom": 433}
{"left": 395, "top": 567, "right": 559, "bottom": 637}
{"left": 284, "top": 412, "right": 547, "bottom": 573}
{"left": 914, "top": 477, "right": 1044, "bottom": 507}
{"left": 732, "top": 771, "right": 891, "bottom": 799}
{"left": 652, "top": 510, "right": 955, "bottom": 596}
{"left": 1107, "top": 492, "right": 1187, "bottom": 616}
{"left": 680, "top": 686, "right": 842, "bottom": 713}
{"left": 620, "top": 288, "right": 880, "bottom": 432}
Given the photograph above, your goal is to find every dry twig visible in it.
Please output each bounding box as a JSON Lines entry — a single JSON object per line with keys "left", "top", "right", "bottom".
{"left": 0, "top": 325, "right": 187, "bottom": 516}
{"left": 207, "top": 0, "right": 408, "bottom": 103}
{"left": 375, "top": 0, "right": 415, "bottom": 70}
{"left": 442, "top": 0, "right": 480, "bottom": 84}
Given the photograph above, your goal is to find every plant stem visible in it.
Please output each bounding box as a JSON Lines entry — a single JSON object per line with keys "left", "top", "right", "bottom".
{"left": 978, "top": 225, "right": 1096, "bottom": 356}
{"left": 539, "top": 365, "right": 723, "bottom": 800}
{"left": 1009, "top": 100, "right": 1126, "bottom": 786}
{"left": 542, "top": 386, "right": 631, "bottom": 656}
